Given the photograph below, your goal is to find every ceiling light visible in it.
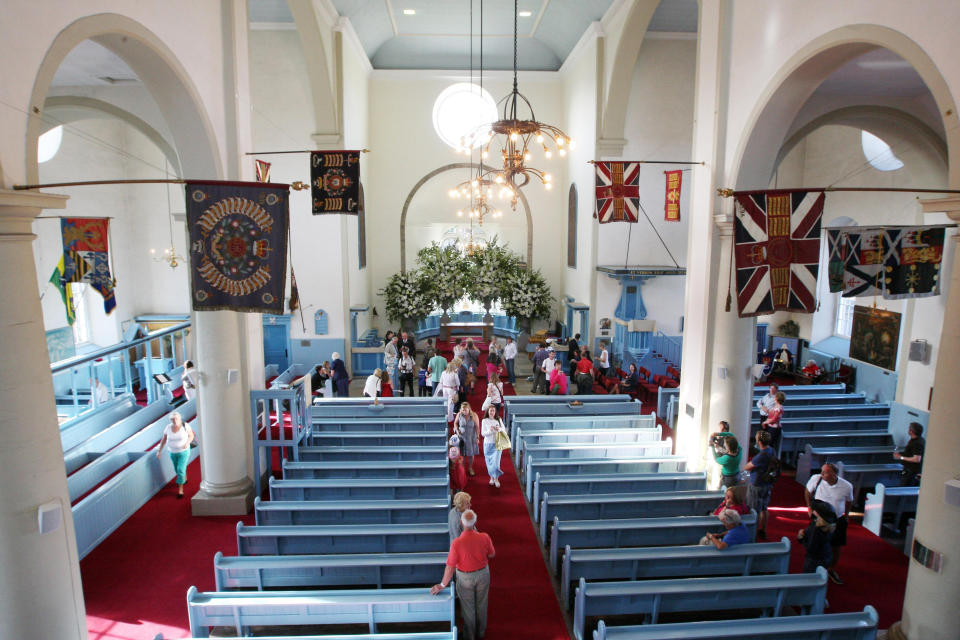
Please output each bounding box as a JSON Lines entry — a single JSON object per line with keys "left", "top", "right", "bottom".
{"left": 518, "top": 10, "right": 532, "bottom": 17}
{"left": 403, "top": 9, "right": 416, "bottom": 15}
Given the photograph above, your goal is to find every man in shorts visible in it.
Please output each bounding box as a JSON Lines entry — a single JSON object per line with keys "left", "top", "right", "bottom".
{"left": 804, "top": 462, "right": 854, "bottom": 585}
{"left": 744, "top": 430, "right": 776, "bottom": 540}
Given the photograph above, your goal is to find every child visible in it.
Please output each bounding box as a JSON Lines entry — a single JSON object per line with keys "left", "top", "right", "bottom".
{"left": 417, "top": 366, "right": 428, "bottom": 397}
{"left": 448, "top": 435, "right": 467, "bottom": 492}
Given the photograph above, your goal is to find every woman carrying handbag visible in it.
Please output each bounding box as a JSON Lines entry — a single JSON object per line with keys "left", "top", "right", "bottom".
{"left": 480, "top": 405, "right": 508, "bottom": 488}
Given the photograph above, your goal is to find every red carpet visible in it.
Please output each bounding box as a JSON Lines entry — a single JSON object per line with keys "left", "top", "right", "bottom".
{"left": 82, "top": 459, "right": 254, "bottom": 640}
{"left": 764, "top": 472, "right": 908, "bottom": 628}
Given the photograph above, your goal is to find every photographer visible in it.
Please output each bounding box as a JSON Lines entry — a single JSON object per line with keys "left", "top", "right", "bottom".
{"left": 710, "top": 421, "right": 742, "bottom": 488}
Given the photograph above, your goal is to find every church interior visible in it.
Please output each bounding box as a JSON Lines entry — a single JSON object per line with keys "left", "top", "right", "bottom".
{"left": 2, "top": 1, "right": 959, "bottom": 639}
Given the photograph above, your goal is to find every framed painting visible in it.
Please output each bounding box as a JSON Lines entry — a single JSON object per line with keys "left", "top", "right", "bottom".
{"left": 849, "top": 305, "right": 901, "bottom": 371}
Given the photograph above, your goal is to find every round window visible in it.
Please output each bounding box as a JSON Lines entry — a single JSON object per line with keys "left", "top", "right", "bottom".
{"left": 432, "top": 83, "right": 497, "bottom": 150}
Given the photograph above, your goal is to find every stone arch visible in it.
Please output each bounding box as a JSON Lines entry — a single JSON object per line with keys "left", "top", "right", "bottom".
{"left": 42, "top": 95, "right": 182, "bottom": 176}
{"left": 598, "top": 0, "right": 661, "bottom": 155}
{"left": 776, "top": 105, "right": 947, "bottom": 173}
{"left": 288, "top": 2, "right": 340, "bottom": 142}
{"left": 26, "top": 13, "right": 221, "bottom": 182}
{"left": 399, "top": 163, "right": 533, "bottom": 271}
{"left": 732, "top": 25, "right": 960, "bottom": 190}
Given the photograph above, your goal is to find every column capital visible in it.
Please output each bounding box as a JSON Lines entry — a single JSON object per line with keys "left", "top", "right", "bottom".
{"left": 596, "top": 138, "right": 628, "bottom": 157}
{"left": 0, "top": 189, "right": 69, "bottom": 237}
{"left": 714, "top": 215, "right": 734, "bottom": 235}
{"left": 919, "top": 195, "right": 960, "bottom": 221}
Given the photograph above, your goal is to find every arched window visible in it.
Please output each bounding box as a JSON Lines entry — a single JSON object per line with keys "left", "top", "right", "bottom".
{"left": 567, "top": 184, "right": 578, "bottom": 267}
{"left": 358, "top": 183, "right": 366, "bottom": 269}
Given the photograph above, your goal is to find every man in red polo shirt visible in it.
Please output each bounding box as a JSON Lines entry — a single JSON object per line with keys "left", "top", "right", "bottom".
{"left": 430, "top": 509, "right": 495, "bottom": 640}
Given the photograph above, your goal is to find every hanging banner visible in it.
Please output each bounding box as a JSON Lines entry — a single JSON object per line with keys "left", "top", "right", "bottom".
{"left": 594, "top": 161, "right": 640, "bottom": 224}
{"left": 289, "top": 267, "right": 300, "bottom": 312}
{"left": 826, "top": 228, "right": 848, "bottom": 293}
{"left": 186, "top": 181, "right": 288, "bottom": 314}
{"left": 255, "top": 159, "right": 272, "bottom": 183}
{"left": 841, "top": 227, "right": 885, "bottom": 298}
{"left": 49, "top": 255, "right": 77, "bottom": 325}
{"left": 311, "top": 151, "right": 360, "bottom": 214}
{"left": 664, "top": 169, "right": 682, "bottom": 222}
{"left": 882, "top": 226, "right": 945, "bottom": 299}
{"left": 733, "top": 190, "right": 824, "bottom": 317}
{"left": 58, "top": 218, "right": 116, "bottom": 315}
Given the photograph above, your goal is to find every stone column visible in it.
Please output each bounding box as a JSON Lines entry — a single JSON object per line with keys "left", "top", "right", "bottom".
{"left": 890, "top": 198, "right": 960, "bottom": 640}
{"left": 703, "top": 218, "right": 755, "bottom": 485}
{"left": 190, "top": 310, "right": 255, "bottom": 515}
{"left": 0, "top": 189, "right": 87, "bottom": 640}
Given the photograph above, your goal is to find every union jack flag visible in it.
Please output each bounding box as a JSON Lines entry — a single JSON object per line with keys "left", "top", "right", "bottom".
{"left": 595, "top": 161, "right": 640, "bottom": 224}
{"left": 733, "top": 190, "right": 824, "bottom": 317}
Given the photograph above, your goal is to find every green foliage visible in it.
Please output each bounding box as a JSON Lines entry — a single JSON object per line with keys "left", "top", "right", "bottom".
{"left": 465, "top": 238, "right": 521, "bottom": 303}
{"left": 416, "top": 243, "right": 469, "bottom": 311}
{"left": 379, "top": 270, "right": 434, "bottom": 323}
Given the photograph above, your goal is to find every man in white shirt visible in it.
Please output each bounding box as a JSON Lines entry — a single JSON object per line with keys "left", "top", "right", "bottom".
{"left": 597, "top": 342, "right": 610, "bottom": 379}
{"left": 502, "top": 337, "right": 518, "bottom": 385}
{"left": 540, "top": 348, "right": 558, "bottom": 395}
{"left": 756, "top": 383, "right": 779, "bottom": 417}
{"left": 88, "top": 378, "right": 110, "bottom": 407}
{"left": 804, "top": 462, "right": 854, "bottom": 585}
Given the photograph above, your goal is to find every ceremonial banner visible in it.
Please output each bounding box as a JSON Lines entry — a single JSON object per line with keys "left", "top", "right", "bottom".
{"left": 595, "top": 161, "right": 640, "bottom": 224}
{"left": 841, "top": 227, "right": 885, "bottom": 298}
{"left": 255, "top": 159, "right": 272, "bottom": 183}
{"left": 733, "top": 190, "right": 824, "bottom": 317}
{"left": 289, "top": 267, "right": 300, "bottom": 312}
{"left": 311, "top": 151, "right": 360, "bottom": 214}
{"left": 826, "top": 228, "right": 847, "bottom": 293}
{"left": 49, "top": 255, "right": 76, "bottom": 325}
{"left": 59, "top": 218, "right": 116, "bottom": 315}
{"left": 849, "top": 305, "right": 901, "bottom": 370}
{"left": 186, "top": 181, "right": 288, "bottom": 314}
{"left": 882, "top": 226, "right": 945, "bottom": 299}
{"left": 664, "top": 169, "right": 682, "bottom": 222}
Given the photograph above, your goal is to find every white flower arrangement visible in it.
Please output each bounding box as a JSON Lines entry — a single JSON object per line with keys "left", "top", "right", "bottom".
{"left": 380, "top": 270, "right": 434, "bottom": 323}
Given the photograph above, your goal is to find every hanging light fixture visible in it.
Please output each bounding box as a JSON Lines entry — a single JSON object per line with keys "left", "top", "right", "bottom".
{"left": 449, "top": 0, "right": 505, "bottom": 226}
{"left": 457, "top": 0, "right": 571, "bottom": 209}
{"left": 150, "top": 166, "right": 185, "bottom": 268}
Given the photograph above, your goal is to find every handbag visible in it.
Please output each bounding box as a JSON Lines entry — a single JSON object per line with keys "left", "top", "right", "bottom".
{"left": 495, "top": 427, "right": 512, "bottom": 451}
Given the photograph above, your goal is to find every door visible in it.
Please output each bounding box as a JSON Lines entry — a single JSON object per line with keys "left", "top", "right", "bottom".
{"left": 263, "top": 321, "right": 290, "bottom": 372}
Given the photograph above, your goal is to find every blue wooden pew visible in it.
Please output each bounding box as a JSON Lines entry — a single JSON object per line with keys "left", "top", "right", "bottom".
{"left": 574, "top": 568, "right": 828, "bottom": 639}
{"left": 838, "top": 461, "right": 903, "bottom": 496}
{"left": 750, "top": 402, "right": 888, "bottom": 420}
{"left": 549, "top": 513, "right": 757, "bottom": 572}
{"left": 63, "top": 395, "right": 175, "bottom": 462}
{"left": 515, "top": 427, "right": 662, "bottom": 464}
{"left": 236, "top": 522, "right": 449, "bottom": 555}
{"left": 526, "top": 456, "right": 688, "bottom": 501}
{"left": 539, "top": 490, "right": 722, "bottom": 540}
{"left": 505, "top": 399, "right": 642, "bottom": 437}
{"left": 282, "top": 458, "right": 449, "bottom": 479}
{"left": 213, "top": 550, "right": 447, "bottom": 590}
{"left": 659, "top": 384, "right": 850, "bottom": 417}
{"left": 298, "top": 446, "right": 447, "bottom": 462}
{"left": 269, "top": 476, "right": 450, "bottom": 501}
{"left": 253, "top": 497, "right": 449, "bottom": 526}
{"left": 510, "top": 413, "right": 656, "bottom": 450}
{"left": 795, "top": 444, "right": 898, "bottom": 484}
{"left": 592, "top": 606, "right": 879, "bottom": 639}
{"left": 505, "top": 394, "right": 634, "bottom": 405}
{"left": 522, "top": 442, "right": 674, "bottom": 484}
{"left": 59, "top": 393, "right": 139, "bottom": 452}
{"left": 170, "top": 635, "right": 456, "bottom": 640}
{"left": 311, "top": 399, "right": 446, "bottom": 421}
{"left": 186, "top": 586, "right": 455, "bottom": 638}
{"left": 863, "top": 482, "right": 919, "bottom": 536}
{"left": 309, "top": 431, "right": 449, "bottom": 447}
{"left": 560, "top": 538, "right": 791, "bottom": 609}
{"left": 780, "top": 430, "right": 893, "bottom": 465}
{"left": 312, "top": 416, "right": 450, "bottom": 433}
{"left": 533, "top": 471, "right": 706, "bottom": 510}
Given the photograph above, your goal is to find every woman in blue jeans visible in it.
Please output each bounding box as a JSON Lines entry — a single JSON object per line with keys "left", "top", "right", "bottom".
{"left": 156, "top": 411, "right": 195, "bottom": 498}
{"left": 480, "top": 405, "right": 505, "bottom": 488}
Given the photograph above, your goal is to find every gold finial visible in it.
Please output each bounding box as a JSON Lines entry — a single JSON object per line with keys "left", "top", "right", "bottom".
{"left": 717, "top": 188, "right": 735, "bottom": 198}
{"left": 291, "top": 181, "right": 310, "bottom": 191}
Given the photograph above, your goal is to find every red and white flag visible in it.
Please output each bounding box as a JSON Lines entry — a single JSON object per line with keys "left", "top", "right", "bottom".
{"left": 594, "top": 161, "right": 640, "bottom": 224}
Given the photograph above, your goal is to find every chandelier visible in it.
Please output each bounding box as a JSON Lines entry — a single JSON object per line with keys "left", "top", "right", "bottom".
{"left": 457, "top": 0, "right": 572, "bottom": 209}
{"left": 150, "top": 168, "right": 185, "bottom": 269}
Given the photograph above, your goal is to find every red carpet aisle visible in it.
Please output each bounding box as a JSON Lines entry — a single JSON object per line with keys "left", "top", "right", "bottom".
{"left": 82, "top": 459, "right": 254, "bottom": 640}
{"left": 455, "top": 365, "right": 570, "bottom": 640}
{"left": 764, "top": 473, "right": 908, "bottom": 628}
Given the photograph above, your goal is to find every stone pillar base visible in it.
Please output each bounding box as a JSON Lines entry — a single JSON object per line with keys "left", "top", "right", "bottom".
{"left": 191, "top": 478, "right": 255, "bottom": 516}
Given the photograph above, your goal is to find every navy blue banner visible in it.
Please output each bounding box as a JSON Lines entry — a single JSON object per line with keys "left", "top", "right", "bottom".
{"left": 186, "top": 181, "right": 288, "bottom": 314}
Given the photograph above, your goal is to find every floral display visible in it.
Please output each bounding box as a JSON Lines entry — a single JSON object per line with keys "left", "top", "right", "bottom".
{"left": 465, "top": 239, "right": 521, "bottom": 304}
{"left": 500, "top": 267, "right": 553, "bottom": 322}
{"left": 379, "top": 270, "right": 434, "bottom": 323}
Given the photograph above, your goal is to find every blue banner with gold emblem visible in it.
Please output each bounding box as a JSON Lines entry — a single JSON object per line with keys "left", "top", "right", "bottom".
{"left": 311, "top": 151, "right": 360, "bottom": 214}
{"left": 186, "top": 181, "right": 288, "bottom": 314}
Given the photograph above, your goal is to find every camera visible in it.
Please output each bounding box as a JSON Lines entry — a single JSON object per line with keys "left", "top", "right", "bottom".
{"left": 710, "top": 434, "right": 728, "bottom": 454}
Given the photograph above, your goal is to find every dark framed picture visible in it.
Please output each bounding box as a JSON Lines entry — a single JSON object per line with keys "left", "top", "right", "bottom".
{"left": 849, "top": 305, "right": 901, "bottom": 371}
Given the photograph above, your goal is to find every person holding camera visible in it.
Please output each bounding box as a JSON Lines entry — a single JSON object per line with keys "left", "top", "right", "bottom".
{"left": 710, "top": 421, "right": 742, "bottom": 488}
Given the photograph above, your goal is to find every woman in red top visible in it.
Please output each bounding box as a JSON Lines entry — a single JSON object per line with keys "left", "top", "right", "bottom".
{"left": 761, "top": 391, "right": 785, "bottom": 452}
{"left": 712, "top": 486, "right": 750, "bottom": 516}
{"left": 574, "top": 349, "right": 594, "bottom": 394}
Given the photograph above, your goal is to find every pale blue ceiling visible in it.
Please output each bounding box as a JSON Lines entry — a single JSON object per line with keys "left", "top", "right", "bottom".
{"left": 249, "top": 0, "right": 699, "bottom": 71}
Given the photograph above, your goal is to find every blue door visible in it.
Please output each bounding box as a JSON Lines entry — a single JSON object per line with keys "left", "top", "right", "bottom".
{"left": 263, "top": 318, "right": 290, "bottom": 372}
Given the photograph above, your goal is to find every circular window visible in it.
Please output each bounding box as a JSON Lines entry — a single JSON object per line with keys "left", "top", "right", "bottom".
{"left": 432, "top": 83, "right": 497, "bottom": 150}
{"left": 38, "top": 125, "right": 64, "bottom": 163}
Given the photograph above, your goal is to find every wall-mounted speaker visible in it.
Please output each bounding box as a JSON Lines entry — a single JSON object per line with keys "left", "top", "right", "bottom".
{"left": 38, "top": 500, "right": 62, "bottom": 535}
{"left": 908, "top": 340, "right": 931, "bottom": 364}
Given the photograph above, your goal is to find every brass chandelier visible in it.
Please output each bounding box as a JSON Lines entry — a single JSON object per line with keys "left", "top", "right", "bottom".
{"left": 456, "top": 0, "right": 572, "bottom": 209}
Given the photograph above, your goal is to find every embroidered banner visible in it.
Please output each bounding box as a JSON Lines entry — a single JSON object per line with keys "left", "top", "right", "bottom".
{"left": 840, "top": 227, "right": 885, "bottom": 298}
{"left": 186, "top": 182, "right": 288, "bottom": 314}
{"left": 255, "top": 159, "right": 272, "bottom": 183}
{"left": 311, "top": 151, "right": 360, "bottom": 214}
{"left": 59, "top": 218, "right": 116, "bottom": 315}
{"left": 595, "top": 161, "right": 640, "bottom": 223}
{"left": 49, "top": 255, "right": 77, "bottom": 325}
{"left": 882, "top": 226, "right": 945, "bottom": 299}
{"left": 826, "top": 228, "right": 847, "bottom": 293}
{"left": 664, "top": 169, "right": 682, "bottom": 222}
{"left": 733, "top": 190, "right": 824, "bottom": 317}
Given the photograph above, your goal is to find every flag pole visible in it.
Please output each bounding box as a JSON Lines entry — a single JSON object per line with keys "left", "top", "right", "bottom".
{"left": 245, "top": 149, "right": 371, "bottom": 156}
{"left": 719, "top": 186, "right": 960, "bottom": 196}
{"left": 14, "top": 179, "right": 309, "bottom": 191}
